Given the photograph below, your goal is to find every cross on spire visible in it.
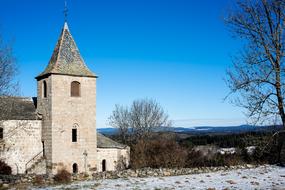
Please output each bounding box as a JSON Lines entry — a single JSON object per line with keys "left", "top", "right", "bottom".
{"left": 63, "top": 0, "right": 68, "bottom": 22}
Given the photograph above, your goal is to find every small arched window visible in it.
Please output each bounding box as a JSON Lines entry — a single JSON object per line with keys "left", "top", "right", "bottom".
{"left": 71, "top": 81, "right": 80, "bottom": 97}
{"left": 43, "top": 81, "right": 47, "bottom": 98}
{"left": 0, "top": 128, "right": 3, "bottom": 139}
{"left": 72, "top": 163, "right": 78, "bottom": 174}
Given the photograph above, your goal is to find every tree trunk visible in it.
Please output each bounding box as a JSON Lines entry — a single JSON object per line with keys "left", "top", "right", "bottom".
{"left": 277, "top": 131, "right": 285, "bottom": 165}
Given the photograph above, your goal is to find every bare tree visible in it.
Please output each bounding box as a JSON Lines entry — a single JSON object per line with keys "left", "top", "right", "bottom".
{"left": 0, "top": 34, "right": 18, "bottom": 121}
{"left": 108, "top": 99, "right": 172, "bottom": 143}
{"left": 0, "top": 35, "right": 18, "bottom": 96}
{"left": 225, "top": 0, "right": 285, "bottom": 128}
{"left": 108, "top": 105, "right": 130, "bottom": 143}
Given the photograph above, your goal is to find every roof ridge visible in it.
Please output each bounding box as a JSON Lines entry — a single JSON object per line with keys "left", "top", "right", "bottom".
{"left": 53, "top": 22, "right": 71, "bottom": 70}
{"left": 53, "top": 23, "right": 67, "bottom": 73}
{"left": 0, "top": 96, "right": 34, "bottom": 100}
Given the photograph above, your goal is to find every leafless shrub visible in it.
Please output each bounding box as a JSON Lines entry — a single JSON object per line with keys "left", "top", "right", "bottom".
{"left": 130, "top": 137, "right": 188, "bottom": 169}
{"left": 115, "top": 156, "right": 128, "bottom": 171}
{"left": 53, "top": 169, "right": 71, "bottom": 184}
{"left": 33, "top": 175, "right": 45, "bottom": 186}
{"left": 0, "top": 160, "right": 12, "bottom": 175}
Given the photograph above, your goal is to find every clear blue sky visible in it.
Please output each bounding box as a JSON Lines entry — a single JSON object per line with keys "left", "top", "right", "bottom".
{"left": 0, "top": 0, "right": 246, "bottom": 128}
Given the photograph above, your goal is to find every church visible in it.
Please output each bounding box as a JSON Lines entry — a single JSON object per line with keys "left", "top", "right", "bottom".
{"left": 0, "top": 22, "right": 130, "bottom": 175}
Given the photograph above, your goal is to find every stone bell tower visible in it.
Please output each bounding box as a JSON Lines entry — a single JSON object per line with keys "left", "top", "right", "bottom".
{"left": 35, "top": 22, "right": 97, "bottom": 174}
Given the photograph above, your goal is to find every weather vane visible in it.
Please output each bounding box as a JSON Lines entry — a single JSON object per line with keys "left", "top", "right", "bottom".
{"left": 63, "top": 0, "right": 68, "bottom": 22}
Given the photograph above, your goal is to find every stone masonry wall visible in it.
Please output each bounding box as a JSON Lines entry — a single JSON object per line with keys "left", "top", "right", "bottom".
{"left": 0, "top": 164, "right": 259, "bottom": 186}
{"left": 0, "top": 120, "right": 43, "bottom": 174}
{"left": 50, "top": 75, "right": 97, "bottom": 174}
{"left": 97, "top": 147, "right": 130, "bottom": 172}
{"left": 37, "top": 77, "right": 53, "bottom": 173}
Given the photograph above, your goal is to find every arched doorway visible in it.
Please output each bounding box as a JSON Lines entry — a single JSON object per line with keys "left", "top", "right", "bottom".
{"left": 102, "top": 159, "right": 106, "bottom": 172}
{"left": 72, "top": 163, "right": 78, "bottom": 174}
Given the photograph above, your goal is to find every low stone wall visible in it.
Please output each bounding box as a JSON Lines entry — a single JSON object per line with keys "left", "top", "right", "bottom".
{"left": 91, "top": 164, "right": 259, "bottom": 180}
{"left": 0, "top": 164, "right": 260, "bottom": 188}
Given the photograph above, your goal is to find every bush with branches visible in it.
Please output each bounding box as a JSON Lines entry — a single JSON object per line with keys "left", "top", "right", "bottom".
{"left": 53, "top": 169, "right": 71, "bottom": 184}
{"left": 0, "top": 160, "right": 11, "bottom": 175}
{"left": 130, "top": 137, "right": 188, "bottom": 169}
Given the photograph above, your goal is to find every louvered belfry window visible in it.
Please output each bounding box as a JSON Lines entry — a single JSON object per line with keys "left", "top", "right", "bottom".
{"left": 71, "top": 81, "right": 80, "bottom": 97}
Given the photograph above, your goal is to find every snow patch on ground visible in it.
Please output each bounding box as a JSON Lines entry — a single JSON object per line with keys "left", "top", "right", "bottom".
{"left": 37, "top": 165, "right": 285, "bottom": 190}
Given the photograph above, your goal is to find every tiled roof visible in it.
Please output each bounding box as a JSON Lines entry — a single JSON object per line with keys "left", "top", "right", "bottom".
{"left": 0, "top": 96, "right": 39, "bottom": 120}
{"left": 36, "top": 22, "right": 96, "bottom": 79}
{"left": 97, "top": 133, "right": 128, "bottom": 149}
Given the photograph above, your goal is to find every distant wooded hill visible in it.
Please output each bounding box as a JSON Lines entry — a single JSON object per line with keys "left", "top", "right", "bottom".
{"left": 97, "top": 125, "right": 282, "bottom": 136}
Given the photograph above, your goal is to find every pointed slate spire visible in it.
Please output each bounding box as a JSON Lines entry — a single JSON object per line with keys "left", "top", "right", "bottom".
{"left": 36, "top": 22, "right": 96, "bottom": 80}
